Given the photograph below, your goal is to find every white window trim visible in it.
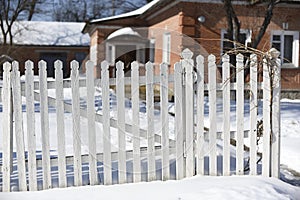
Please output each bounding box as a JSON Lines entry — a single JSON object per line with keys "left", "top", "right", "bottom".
{"left": 162, "top": 32, "right": 171, "bottom": 64}
{"left": 149, "top": 38, "right": 156, "bottom": 63}
{"left": 271, "top": 30, "right": 299, "bottom": 68}
{"left": 105, "top": 42, "right": 115, "bottom": 65}
{"left": 220, "top": 29, "right": 252, "bottom": 55}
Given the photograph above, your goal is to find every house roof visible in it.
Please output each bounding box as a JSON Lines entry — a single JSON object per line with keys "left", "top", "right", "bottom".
{"left": 83, "top": 0, "right": 300, "bottom": 33}
{"left": 90, "top": 0, "right": 161, "bottom": 24}
{"left": 0, "top": 21, "right": 90, "bottom": 46}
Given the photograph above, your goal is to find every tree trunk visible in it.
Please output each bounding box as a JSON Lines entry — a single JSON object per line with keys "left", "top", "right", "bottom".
{"left": 252, "top": 0, "right": 278, "bottom": 49}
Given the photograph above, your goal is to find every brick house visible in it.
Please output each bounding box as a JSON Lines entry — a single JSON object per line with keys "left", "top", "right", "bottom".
{"left": 83, "top": 0, "right": 300, "bottom": 95}
{"left": 0, "top": 21, "right": 89, "bottom": 78}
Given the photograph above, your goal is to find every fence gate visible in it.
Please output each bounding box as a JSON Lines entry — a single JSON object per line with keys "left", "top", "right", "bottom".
{"left": 0, "top": 48, "right": 281, "bottom": 192}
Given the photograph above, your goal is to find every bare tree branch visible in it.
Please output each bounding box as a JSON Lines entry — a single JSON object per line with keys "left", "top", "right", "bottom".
{"left": 252, "top": 0, "right": 280, "bottom": 48}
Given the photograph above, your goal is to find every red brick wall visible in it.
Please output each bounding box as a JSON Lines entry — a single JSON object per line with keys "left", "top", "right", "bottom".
{"left": 4, "top": 45, "right": 89, "bottom": 76}
{"left": 281, "top": 69, "right": 300, "bottom": 90}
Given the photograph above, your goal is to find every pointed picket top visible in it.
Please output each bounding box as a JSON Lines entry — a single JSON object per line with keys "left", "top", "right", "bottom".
{"left": 101, "top": 60, "right": 109, "bottom": 71}
{"left": 38, "top": 60, "right": 47, "bottom": 71}
{"left": 250, "top": 54, "right": 257, "bottom": 72}
{"left": 145, "top": 61, "right": 153, "bottom": 72}
{"left": 116, "top": 61, "right": 124, "bottom": 72}
{"left": 85, "top": 60, "right": 94, "bottom": 72}
{"left": 208, "top": 54, "right": 216, "bottom": 63}
{"left": 3, "top": 62, "right": 11, "bottom": 72}
{"left": 236, "top": 53, "right": 244, "bottom": 62}
{"left": 71, "top": 60, "right": 79, "bottom": 71}
{"left": 160, "top": 62, "right": 168, "bottom": 73}
{"left": 174, "top": 62, "right": 182, "bottom": 73}
{"left": 196, "top": 54, "right": 204, "bottom": 65}
{"left": 54, "top": 60, "right": 63, "bottom": 70}
{"left": 181, "top": 48, "right": 193, "bottom": 60}
{"left": 131, "top": 61, "right": 139, "bottom": 71}
{"left": 25, "top": 60, "right": 34, "bottom": 71}
{"left": 222, "top": 54, "right": 230, "bottom": 62}
{"left": 12, "top": 61, "right": 19, "bottom": 72}
{"left": 250, "top": 54, "right": 257, "bottom": 63}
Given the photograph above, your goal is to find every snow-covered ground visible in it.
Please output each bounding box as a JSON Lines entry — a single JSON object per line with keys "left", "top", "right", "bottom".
{"left": 0, "top": 176, "right": 299, "bottom": 200}
{"left": 0, "top": 87, "right": 300, "bottom": 199}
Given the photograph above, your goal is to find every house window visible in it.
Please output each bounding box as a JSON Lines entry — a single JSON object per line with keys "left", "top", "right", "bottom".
{"left": 271, "top": 31, "right": 299, "bottom": 67}
{"left": 221, "top": 29, "right": 251, "bottom": 54}
{"left": 162, "top": 33, "right": 171, "bottom": 64}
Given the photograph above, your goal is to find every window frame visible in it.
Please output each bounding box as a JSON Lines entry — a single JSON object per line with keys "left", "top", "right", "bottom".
{"left": 220, "top": 29, "right": 252, "bottom": 55}
{"left": 271, "top": 30, "right": 299, "bottom": 68}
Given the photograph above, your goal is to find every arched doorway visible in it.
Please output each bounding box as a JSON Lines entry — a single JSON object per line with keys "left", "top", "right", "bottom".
{"left": 105, "top": 27, "right": 148, "bottom": 76}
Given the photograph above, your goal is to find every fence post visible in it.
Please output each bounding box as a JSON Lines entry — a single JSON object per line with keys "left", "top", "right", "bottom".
{"left": 271, "top": 58, "right": 281, "bottom": 178}
{"left": 2, "top": 62, "right": 12, "bottom": 192}
{"left": 181, "top": 48, "right": 194, "bottom": 177}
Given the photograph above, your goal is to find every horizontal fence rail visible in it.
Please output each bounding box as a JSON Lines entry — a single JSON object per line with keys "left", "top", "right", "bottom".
{"left": 0, "top": 49, "right": 281, "bottom": 192}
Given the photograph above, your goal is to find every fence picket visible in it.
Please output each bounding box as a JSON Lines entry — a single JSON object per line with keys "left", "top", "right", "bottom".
{"left": 0, "top": 51, "right": 282, "bottom": 193}
{"left": 208, "top": 54, "right": 217, "bottom": 176}
{"left": 160, "top": 62, "right": 169, "bottom": 180}
{"left": 174, "top": 62, "right": 184, "bottom": 179}
{"left": 132, "top": 61, "right": 141, "bottom": 182}
{"left": 196, "top": 55, "right": 205, "bottom": 175}
{"left": 101, "top": 60, "right": 112, "bottom": 185}
{"left": 116, "top": 61, "right": 126, "bottom": 184}
{"left": 39, "top": 60, "right": 52, "bottom": 189}
{"left": 250, "top": 54, "right": 258, "bottom": 176}
{"left": 86, "top": 60, "right": 97, "bottom": 185}
{"left": 55, "top": 60, "right": 67, "bottom": 188}
{"left": 263, "top": 59, "right": 271, "bottom": 177}
{"left": 71, "top": 60, "right": 82, "bottom": 186}
{"left": 2, "top": 62, "right": 12, "bottom": 192}
{"left": 236, "top": 54, "right": 244, "bottom": 175}
{"left": 182, "top": 49, "right": 194, "bottom": 177}
{"left": 11, "top": 62, "right": 27, "bottom": 191}
{"left": 25, "top": 61, "right": 38, "bottom": 191}
{"left": 146, "top": 61, "right": 156, "bottom": 181}
{"left": 271, "top": 58, "right": 281, "bottom": 178}
{"left": 222, "top": 54, "right": 231, "bottom": 176}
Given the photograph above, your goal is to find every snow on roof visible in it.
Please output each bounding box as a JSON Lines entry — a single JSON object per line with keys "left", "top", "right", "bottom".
{"left": 0, "top": 21, "right": 90, "bottom": 46}
{"left": 107, "top": 27, "right": 141, "bottom": 40}
{"left": 90, "top": 0, "right": 161, "bottom": 23}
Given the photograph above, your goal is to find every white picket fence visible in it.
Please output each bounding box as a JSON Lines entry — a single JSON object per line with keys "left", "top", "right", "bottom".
{"left": 0, "top": 49, "right": 281, "bottom": 192}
